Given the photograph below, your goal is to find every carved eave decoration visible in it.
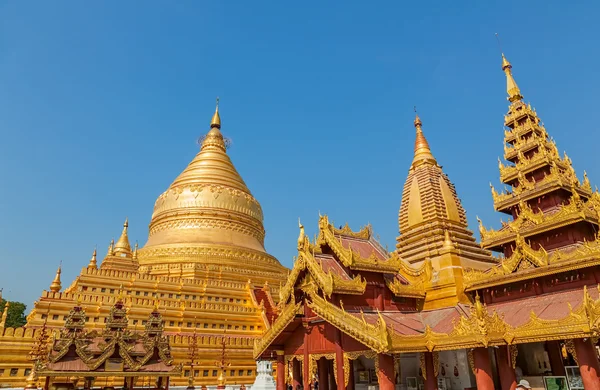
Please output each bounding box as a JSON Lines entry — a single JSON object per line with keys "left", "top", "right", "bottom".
{"left": 317, "top": 215, "right": 414, "bottom": 275}
{"left": 303, "top": 283, "right": 391, "bottom": 353}
{"left": 253, "top": 294, "right": 301, "bottom": 359}
{"left": 480, "top": 194, "right": 599, "bottom": 248}
{"left": 385, "top": 277, "right": 426, "bottom": 299}
{"left": 332, "top": 222, "right": 372, "bottom": 240}
{"left": 465, "top": 235, "right": 600, "bottom": 290}
{"left": 491, "top": 168, "right": 591, "bottom": 211}
{"left": 499, "top": 144, "right": 563, "bottom": 183}
{"left": 503, "top": 130, "right": 552, "bottom": 161}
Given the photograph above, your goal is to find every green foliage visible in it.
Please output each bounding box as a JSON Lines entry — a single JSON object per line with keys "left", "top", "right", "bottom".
{"left": 0, "top": 298, "right": 27, "bottom": 328}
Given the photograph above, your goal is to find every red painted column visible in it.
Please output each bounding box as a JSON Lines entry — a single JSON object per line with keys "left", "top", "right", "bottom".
{"left": 303, "top": 328, "right": 310, "bottom": 390}
{"left": 423, "top": 352, "right": 437, "bottom": 390}
{"left": 334, "top": 328, "right": 346, "bottom": 390}
{"left": 495, "top": 346, "right": 517, "bottom": 390}
{"left": 545, "top": 341, "right": 566, "bottom": 376}
{"left": 377, "top": 354, "right": 395, "bottom": 390}
{"left": 277, "top": 352, "right": 286, "bottom": 390}
{"left": 473, "top": 347, "right": 494, "bottom": 390}
{"left": 318, "top": 358, "right": 330, "bottom": 390}
{"left": 574, "top": 338, "right": 600, "bottom": 390}
{"left": 293, "top": 359, "right": 302, "bottom": 390}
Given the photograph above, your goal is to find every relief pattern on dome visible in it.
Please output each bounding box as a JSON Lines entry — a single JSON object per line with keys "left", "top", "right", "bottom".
{"left": 148, "top": 217, "right": 265, "bottom": 242}
{"left": 137, "top": 246, "right": 282, "bottom": 266}
{"left": 152, "top": 184, "right": 263, "bottom": 221}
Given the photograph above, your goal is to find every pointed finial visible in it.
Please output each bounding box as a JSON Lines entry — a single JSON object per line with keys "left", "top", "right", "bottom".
{"left": 211, "top": 97, "right": 221, "bottom": 129}
{"left": 114, "top": 218, "right": 132, "bottom": 257}
{"left": 497, "top": 41, "right": 523, "bottom": 102}
{"left": 442, "top": 229, "right": 453, "bottom": 250}
{"left": 87, "top": 247, "right": 98, "bottom": 270}
{"left": 410, "top": 112, "right": 437, "bottom": 169}
{"left": 49, "top": 264, "right": 62, "bottom": 293}
{"left": 132, "top": 241, "right": 139, "bottom": 260}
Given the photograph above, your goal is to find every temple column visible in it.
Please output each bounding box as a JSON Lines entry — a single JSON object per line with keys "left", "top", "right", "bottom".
{"left": 545, "top": 341, "right": 566, "bottom": 376}
{"left": 334, "top": 328, "right": 345, "bottom": 390}
{"left": 165, "top": 376, "right": 170, "bottom": 390}
{"left": 574, "top": 338, "right": 600, "bottom": 390}
{"left": 473, "top": 347, "right": 494, "bottom": 390}
{"left": 276, "top": 352, "right": 286, "bottom": 390}
{"left": 495, "top": 345, "right": 516, "bottom": 390}
{"left": 377, "top": 354, "right": 395, "bottom": 390}
{"left": 303, "top": 323, "right": 310, "bottom": 390}
{"left": 318, "top": 358, "right": 330, "bottom": 390}
{"left": 44, "top": 377, "right": 50, "bottom": 390}
{"left": 423, "top": 352, "right": 437, "bottom": 390}
{"left": 293, "top": 359, "right": 302, "bottom": 390}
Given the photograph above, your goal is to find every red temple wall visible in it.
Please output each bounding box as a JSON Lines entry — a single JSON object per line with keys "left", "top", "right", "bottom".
{"left": 482, "top": 265, "right": 600, "bottom": 304}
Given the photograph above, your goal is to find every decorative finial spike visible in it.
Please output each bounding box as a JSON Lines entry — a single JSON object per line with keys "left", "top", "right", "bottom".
{"left": 211, "top": 97, "right": 221, "bottom": 128}
{"left": 410, "top": 112, "right": 436, "bottom": 168}
{"left": 49, "top": 264, "right": 62, "bottom": 293}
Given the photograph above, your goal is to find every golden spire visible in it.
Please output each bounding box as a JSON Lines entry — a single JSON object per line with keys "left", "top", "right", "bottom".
{"left": 114, "top": 218, "right": 132, "bottom": 256}
{"left": 132, "top": 242, "right": 139, "bottom": 260}
{"left": 211, "top": 97, "right": 221, "bottom": 129}
{"left": 410, "top": 113, "right": 437, "bottom": 169}
{"left": 49, "top": 264, "right": 62, "bottom": 293}
{"left": 107, "top": 239, "right": 115, "bottom": 257}
{"left": 200, "top": 97, "right": 227, "bottom": 152}
{"left": 87, "top": 247, "right": 98, "bottom": 270}
{"left": 501, "top": 54, "right": 523, "bottom": 102}
{"left": 442, "top": 229, "right": 454, "bottom": 250}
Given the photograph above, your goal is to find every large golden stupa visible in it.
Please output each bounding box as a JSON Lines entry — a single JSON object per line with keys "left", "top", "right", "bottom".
{"left": 0, "top": 102, "right": 288, "bottom": 388}
{"left": 137, "top": 102, "right": 286, "bottom": 282}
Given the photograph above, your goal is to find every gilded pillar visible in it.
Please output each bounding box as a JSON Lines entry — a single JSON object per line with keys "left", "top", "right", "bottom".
{"left": 276, "top": 352, "right": 286, "bottom": 390}
{"left": 377, "top": 354, "right": 395, "bottom": 390}
{"left": 473, "top": 347, "right": 494, "bottom": 390}
{"left": 334, "top": 328, "right": 345, "bottom": 390}
{"left": 545, "top": 341, "right": 566, "bottom": 376}
{"left": 573, "top": 338, "right": 600, "bottom": 390}
{"left": 423, "top": 352, "right": 437, "bottom": 390}
{"left": 318, "top": 358, "right": 330, "bottom": 390}
{"left": 495, "top": 345, "right": 516, "bottom": 390}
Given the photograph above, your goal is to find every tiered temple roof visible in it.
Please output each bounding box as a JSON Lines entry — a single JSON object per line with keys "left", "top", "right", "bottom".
{"left": 396, "top": 115, "right": 494, "bottom": 270}
{"left": 469, "top": 53, "right": 600, "bottom": 292}
{"left": 38, "top": 297, "right": 179, "bottom": 377}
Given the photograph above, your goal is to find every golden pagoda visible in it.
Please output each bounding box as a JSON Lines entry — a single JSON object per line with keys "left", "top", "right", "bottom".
{"left": 396, "top": 114, "right": 496, "bottom": 308}
{"left": 0, "top": 102, "right": 288, "bottom": 388}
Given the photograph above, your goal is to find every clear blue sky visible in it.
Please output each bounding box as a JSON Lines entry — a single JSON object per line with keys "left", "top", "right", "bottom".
{"left": 1, "top": 1, "right": 599, "bottom": 309}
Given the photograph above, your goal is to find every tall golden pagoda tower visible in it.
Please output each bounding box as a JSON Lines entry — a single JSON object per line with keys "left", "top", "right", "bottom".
{"left": 0, "top": 102, "right": 288, "bottom": 388}
{"left": 396, "top": 114, "right": 496, "bottom": 308}
{"left": 480, "top": 53, "right": 597, "bottom": 259}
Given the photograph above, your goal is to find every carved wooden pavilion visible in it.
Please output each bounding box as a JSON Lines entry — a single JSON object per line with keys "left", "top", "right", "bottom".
{"left": 255, "top": 54, "right": 600, "bottom": 390}
{"left": 36, "top": 296, "right": 181, "bottom": 390}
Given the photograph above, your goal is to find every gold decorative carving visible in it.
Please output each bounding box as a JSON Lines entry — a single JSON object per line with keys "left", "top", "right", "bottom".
{"left": 310, "top": 353, "right": 337, "bottom": 384}
{"left": 304, "top": 284, "right": 390, "bottom": 353}
{"left": 509, "top": 345, "right": 518, "bottom": 369}
{"left": 467, "top": 350, "right": 475, "bottom": 374}
{"left": 450, "top": 294, "right": 511, "bottom": 347}
{"left": 332, "top": 222, "right": 372, "bottom": 240}
{"left": 564, "top": 340, "right": 578, "bottom": 365}
{"left": 253, "top": 294, "right": 301, "bottom": 359}
{"left": 343, "top": 351, "right": 377, "bottom": 387}
{"left": 419, "top": 353, "right": 426, "bottom": 379}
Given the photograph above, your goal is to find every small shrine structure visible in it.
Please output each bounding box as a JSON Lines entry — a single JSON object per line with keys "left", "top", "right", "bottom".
{"left": 35, "top": 295, "right": 181, "bottom": 390}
